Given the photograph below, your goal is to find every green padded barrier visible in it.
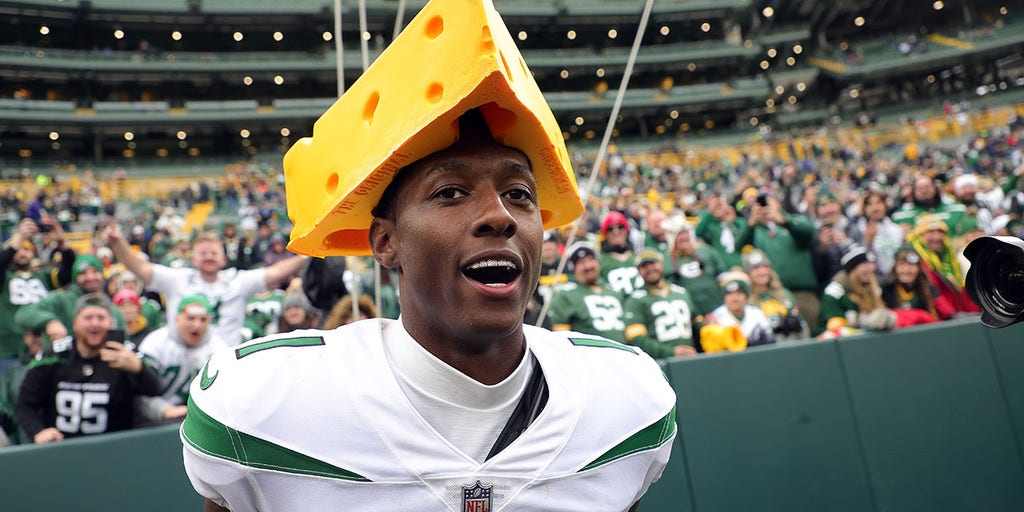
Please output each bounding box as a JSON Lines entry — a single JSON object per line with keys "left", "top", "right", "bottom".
{"left": 0, "top": 423, "right": 202, "bottom": 511}
{"left": 667, "top": 340, "right": 874, "bottom": 512}
{"left": 984, "top": 321, "right": 1024, "bottom": 474}
{"left": 838, "top": 319, "right": 1024, "bottom": 511}
{"left": 639, "top": 360, "right": 695, "bottom": 512}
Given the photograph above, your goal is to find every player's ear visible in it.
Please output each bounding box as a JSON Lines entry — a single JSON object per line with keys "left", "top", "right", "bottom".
{"left": 369, "top": 218, "right": 399, "bottom": 269}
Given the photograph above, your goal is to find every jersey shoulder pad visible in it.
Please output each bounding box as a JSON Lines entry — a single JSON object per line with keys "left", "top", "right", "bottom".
{"left": 50, "top": 336, "right": 74, "bottom": 354}
{"left": 824, "top": 281, "right": 846, "bottom": 299}
{"left": 668, "top": 283, "right": 689, "bottom": 295}
{"left": 553, "top": 282, "right": 579, "bottom": 293}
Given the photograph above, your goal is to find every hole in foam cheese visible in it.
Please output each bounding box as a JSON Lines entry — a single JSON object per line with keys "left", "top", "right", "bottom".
{"left": 283, "top": 0, "right": 584, "bottom": 257}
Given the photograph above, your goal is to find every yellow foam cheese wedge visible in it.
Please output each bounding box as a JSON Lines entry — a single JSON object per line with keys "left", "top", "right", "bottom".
{"left": 284, "top": 0, "right": 585, "bottom": 256}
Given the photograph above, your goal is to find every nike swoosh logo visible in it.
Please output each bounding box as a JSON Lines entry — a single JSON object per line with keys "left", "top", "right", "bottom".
{"left": 199, "top": 360, "right": 219, "bottom": 390}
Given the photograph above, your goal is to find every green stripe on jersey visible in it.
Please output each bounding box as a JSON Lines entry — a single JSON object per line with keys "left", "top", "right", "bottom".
{"left": 182, "top": 398, "right": 370, "bottom": 482}
{"left": 568, "top": 337, "right": 638, "bottom": 354}
{"left": 579, "top": 407, "right": 676, "bottom": 472}
{"left": 234, "top": 335, "right": 325, "bottom": 359}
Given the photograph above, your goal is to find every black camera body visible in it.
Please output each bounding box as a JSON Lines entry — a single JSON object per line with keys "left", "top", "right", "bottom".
{"left": 964, "top": 236, "right": 1024, "bottom": 328}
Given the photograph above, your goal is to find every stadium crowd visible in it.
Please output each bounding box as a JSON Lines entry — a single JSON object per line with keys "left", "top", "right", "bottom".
{"left": 0, "top": 112, "right": 1021, "bottom": 447}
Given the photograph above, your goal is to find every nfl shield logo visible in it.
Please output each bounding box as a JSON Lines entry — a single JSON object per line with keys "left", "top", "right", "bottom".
{"left": 462, "top": 480, "right": 492, "bottom": 512}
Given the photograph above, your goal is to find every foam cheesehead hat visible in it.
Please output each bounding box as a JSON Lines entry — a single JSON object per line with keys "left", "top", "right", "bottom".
{"left": 283, "top": 0, "right": 584, "bottom": 256}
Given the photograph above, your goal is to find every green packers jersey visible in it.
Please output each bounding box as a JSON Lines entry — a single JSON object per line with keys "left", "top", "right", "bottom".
{"left": 547, "top": 282, "right": 625, "bottom": 342}
{"left": 819, "top": 281, "right": 859, "bottom": 332}
{"left": 0, "top": 269, "right": 55, "bottom": 358}
{"left": 623, "top": 284, "right": 699, "bottom": 359}
{"left": 244, "top": 289, "right": 285, "bottom": 336}
{"left": 599, "top": 251, "right": 641, "bottom": 296}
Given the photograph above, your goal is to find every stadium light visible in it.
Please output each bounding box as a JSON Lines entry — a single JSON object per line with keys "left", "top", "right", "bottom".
{"left": 793, "top": 44, "right": 803, "bottom": 54}
{"left": 114, "top": 29, "right": 125, "bottom": 40}
{"left": 660, "top": 26, "right": 670, "bottom": 36}
{"left": 1000, "top": 7, "right": 1008, "bottom": 15}
{"left": 786, "top": 56, "right": 796, "bottom": 66}
{"left": 124, "top": 132, "right": 134, "bottom": 141}
{"left": 608, "top": 29, "right": 618, "bottom": 39}
{"left": 322, "top": 31, "right": 333, "bottom": 41}
{"left": 767, "top": 48, "right": 777, "bottom": 58}
{"left": 560, "top": 69, "right": 569, "bottom": 79}
{"left": 517, "top": 31, "right": 527, "bottom": 41}
{"left": 233, "top": 32, "right": 244, "bottom": 42}
{"left": 849, "top": 88, "right": 860, "bottom": 98}
{"left": 762, "top": 6, "right": 774, "bottom": 18}
{"left": 775, "top": 85, "right": 784, "bottom": 94}
{"left": 240, "top": 129, "right": 250, "bottom": 138}
{"left": 700, "top": 22, "right": 710, "bottom": 33}
{"left": 242, "top": 76, "right": 253, "bottom": 86}
{"left": 280, "top": 128, "right": 291, "bottom": 137}
{"left": 567, "top": 30, "right": 576, "bottom": 40}
{"left": 596, "top": 68, "right": 605, "bottom": 77}
{"left": 760, "top": 60, "right": 770, "bottom": 70}
{"left": 796, "top": 82, "right": 806, "bottom": 91}
{"left": 176, "top": 131, "right": 187, "bottom": 140}
{"left": 574, "top": 116, "right": 584, "bottom": 126}
{"left": 274, "top": 75, "right": 285, "bottom": 85}
{"left": 854, "top": 17, "right": 866, "bottom": 27}
{"left": 274, "top": 31, "right": 284, "bottom": 41}
{"left": 172, "top": 30, "right": 182, "bottom": 41}
{"left": 933, "top": 1, "right": 944, "bottom": 10}
{"left": 39, "top": 26, "right": 50, "bottom": 35}
{"left": 48, "top": 132, "right": 59, "bottom": 141}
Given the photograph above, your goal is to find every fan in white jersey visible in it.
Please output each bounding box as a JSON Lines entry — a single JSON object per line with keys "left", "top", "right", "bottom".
{"left": 180, "top": 0, "right": 677, "bottom": 510}
{"left": 102, "top": 229, "right": 310, "bottom": 346}
{"left": 135, "top": 294, "right": 229, "bottom": 426}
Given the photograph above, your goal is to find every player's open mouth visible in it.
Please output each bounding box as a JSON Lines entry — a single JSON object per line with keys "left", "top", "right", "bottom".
{"left": 462, "top": 258, "right": 522, "bottom": 287}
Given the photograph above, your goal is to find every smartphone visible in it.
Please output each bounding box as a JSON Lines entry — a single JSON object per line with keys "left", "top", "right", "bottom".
{"left": 35, "top": 220, "right": 54, "bottom": 233}
{"left": 106, "top": 329, "right": 126, "bottom": 344}
{"left": 756, "top": 194, "right": 768, "bottom": 207}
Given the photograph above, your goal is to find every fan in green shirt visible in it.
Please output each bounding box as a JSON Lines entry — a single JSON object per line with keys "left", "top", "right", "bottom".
{"left": 623, "top": 249, "right": 701, "bottom": 359}
{"left": 547, "top": 244, "right": 625, "bottom": 342}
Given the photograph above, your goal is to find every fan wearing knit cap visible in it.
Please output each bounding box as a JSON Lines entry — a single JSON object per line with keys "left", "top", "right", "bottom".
{"left": 881, "top": 248, "right": 943, "bottom": 326}
{"left": 623, "top": 249, "right": 702, "bottom": 358}
{"left": 135, "top": 294, "right": 230, "bottom": 426}
{"left": 891, "top": 174, "right": 968, "bottom": 236}
{"left": 742, "top": 249, "right": 808, "bottom": 340}
{"left": 15, "top": 292, "right": 161, "bottom": 444}
{"left": 14, "top": 253, "right": 125, "bottom": 348}
{"left": 0, "top": 218, "right": 75, "bottom": 373}
{"left": 907, "top": 214, "right": 980, "bottom": 316}
{"left": 598, "top": 210, "right": 641, "bottom": 296}
{"left": 818, "top": 245, "right": 896, "bottom": 333}
{"left": 704, "top": 271, "right": 774, "bottom": 350}
{"left": 547, "top": 243, "right": 626, "bottom": 342}
{"left": 663, "top": 216, "right": 725, "bottom": 316}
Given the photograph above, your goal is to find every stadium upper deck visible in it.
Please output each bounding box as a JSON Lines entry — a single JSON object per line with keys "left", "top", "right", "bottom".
{"left": 0, "top": 0, "right": 1019, "bottom": 166}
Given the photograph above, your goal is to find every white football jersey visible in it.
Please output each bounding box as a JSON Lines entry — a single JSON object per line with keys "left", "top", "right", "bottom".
{"left": 150, "top": 265, "right": 267, "bottom": 345}
{"left": 181, "top": 319, "right": 676, "bottom": 511}
{"left": 137, "top": 326, "right": 230, "bottom": 424}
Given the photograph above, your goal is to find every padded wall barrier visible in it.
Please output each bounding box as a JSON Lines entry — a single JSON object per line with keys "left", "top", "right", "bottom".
{"left": 1, "top": 319, "right": 1021, "bottom": 512}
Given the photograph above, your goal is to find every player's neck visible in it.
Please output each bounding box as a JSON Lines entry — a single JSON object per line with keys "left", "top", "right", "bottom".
{"left": 401, "top": 317, "right": 526, "bottom": 386}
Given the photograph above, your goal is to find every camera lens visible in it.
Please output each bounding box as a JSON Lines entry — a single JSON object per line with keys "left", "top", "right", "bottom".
{"left": 970, "top": 242, "right": 1024, "bottom": 327}
{"left": 995, "top": 251, "right": 1024, "bottom": 304}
